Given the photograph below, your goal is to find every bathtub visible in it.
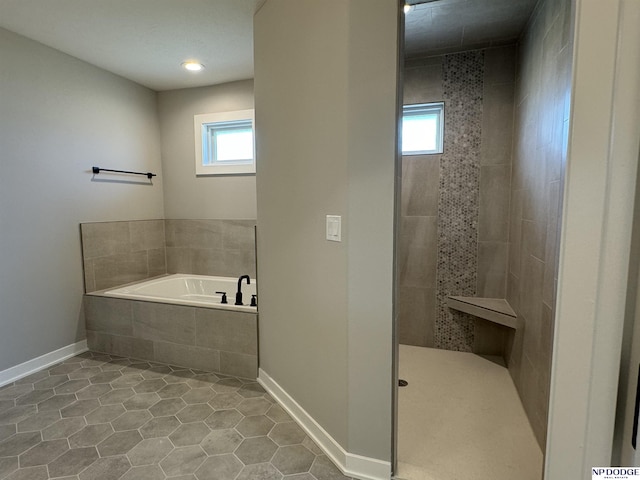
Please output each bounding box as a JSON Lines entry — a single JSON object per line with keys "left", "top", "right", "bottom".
{"left": 103, "top": 274, "right": 257, "bottom": 312}
{"left": 84, "top": 273, "right": 258, "bottom": 378}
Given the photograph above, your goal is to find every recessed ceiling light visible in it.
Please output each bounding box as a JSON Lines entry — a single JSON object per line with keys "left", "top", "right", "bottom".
{"left": 182, "top": 61, "right": 205, "bottom": 72}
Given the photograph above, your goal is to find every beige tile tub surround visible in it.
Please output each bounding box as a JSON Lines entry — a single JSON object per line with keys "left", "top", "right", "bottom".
{"left": 165, "top": 219, "right": 256, "bottom": 279}
{"left": 81, "top": 219, "right": 257, "bottom": 293}
{"left": 81, "top": 220, "right": 166, "bottom": 293}
{"left": 84, "top": 295, "right": 258, "bottom": 379}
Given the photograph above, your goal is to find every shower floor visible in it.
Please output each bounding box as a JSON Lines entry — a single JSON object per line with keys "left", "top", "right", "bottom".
{"left": 396, "top": 345, "right": 543, "bottom": 480}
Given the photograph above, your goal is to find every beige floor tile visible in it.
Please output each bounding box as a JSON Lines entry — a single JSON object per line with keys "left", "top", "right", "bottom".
{"left": 397, "top": 345, "right": 542, "bottom": 480}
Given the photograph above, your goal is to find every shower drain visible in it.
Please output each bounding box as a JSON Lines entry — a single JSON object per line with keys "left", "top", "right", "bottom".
{"left": 399, "top": 379, "right": 408, "bottom": 387}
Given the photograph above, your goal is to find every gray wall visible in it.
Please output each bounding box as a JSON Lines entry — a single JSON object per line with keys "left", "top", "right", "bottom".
{"left": 506, "top": 0, "right": 571, "bottom": 449}
{"left": 157, "top": 81, "right": 257, "bottom": 220}
{"left": 255, "top": 0, "right": 397, "bottom": 461}
{"left": 0, "top": 28, "right": 164, "bottom": 371}
{"left": 399, "top": 46, "right": 516, "bottom": 353}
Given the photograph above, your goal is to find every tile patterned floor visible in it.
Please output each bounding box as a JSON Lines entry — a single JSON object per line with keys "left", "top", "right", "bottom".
{"left": 0, "top": 352, "right": 353, "bottom": 480}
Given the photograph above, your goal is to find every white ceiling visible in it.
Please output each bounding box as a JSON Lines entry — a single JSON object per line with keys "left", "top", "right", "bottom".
{"left": 0, "top": 0, "right": 537, "bottom": 92}
{"left": 0, "top": 0, "right": 261, "bottom": 91}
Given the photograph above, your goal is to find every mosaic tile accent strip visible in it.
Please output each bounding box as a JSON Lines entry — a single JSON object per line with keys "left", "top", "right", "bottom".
{"left": 0, "top": 352, "right": 354, "bottom": 480}
{"left": 435, "top": 51, "right": 485, "bottom": 351}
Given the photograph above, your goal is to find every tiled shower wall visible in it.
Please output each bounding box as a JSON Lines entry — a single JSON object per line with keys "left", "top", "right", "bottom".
{"left": 399, "top": 47, "right": 516, "bottom": 352}
{"left": 81, "top": 219, "right": 256, "bottom": 292}
{"left": 506, "top": 0, "right": 571, "bottom": 448}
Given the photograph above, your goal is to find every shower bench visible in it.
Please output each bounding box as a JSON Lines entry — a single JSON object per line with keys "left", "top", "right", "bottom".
{"left": 446, "top": 296, "right": 520, "bottom": 330}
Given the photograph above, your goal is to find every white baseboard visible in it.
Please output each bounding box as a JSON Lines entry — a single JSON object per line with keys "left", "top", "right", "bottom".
{"left": 258, "top": 368, "right": 391, "bottom": 480}
{"left": 0, "top": 340, "right": 89, "bottom": 387}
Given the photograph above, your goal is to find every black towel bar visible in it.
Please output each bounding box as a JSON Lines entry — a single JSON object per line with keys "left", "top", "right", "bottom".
{"left": 92, "top": 166, "right": 156, "bottom": 179}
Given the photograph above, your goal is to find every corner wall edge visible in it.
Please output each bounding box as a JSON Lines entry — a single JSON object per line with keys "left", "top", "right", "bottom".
{"left": 258, "top": 368, "right": 392, "bottom": 480}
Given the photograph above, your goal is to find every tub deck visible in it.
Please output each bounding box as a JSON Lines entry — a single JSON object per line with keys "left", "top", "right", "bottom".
{"left": 93, "top": 274, "right": 257, "bottom": 312}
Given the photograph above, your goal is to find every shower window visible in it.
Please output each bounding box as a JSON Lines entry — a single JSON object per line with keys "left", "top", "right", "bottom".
{"left": 194, "top": 109, "right": 255, "bottom": 175}
{"left": 401, "top": 102, "right": 444, "bottom": 155}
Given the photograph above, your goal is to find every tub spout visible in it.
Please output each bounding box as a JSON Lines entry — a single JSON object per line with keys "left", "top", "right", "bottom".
{"left": 235, "top": 275, "right": 250, "bottom": 305}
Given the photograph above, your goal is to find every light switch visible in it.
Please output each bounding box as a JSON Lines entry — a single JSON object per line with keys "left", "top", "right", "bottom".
{"left": 326, "top": 215, "right": 341, "bottom": 242}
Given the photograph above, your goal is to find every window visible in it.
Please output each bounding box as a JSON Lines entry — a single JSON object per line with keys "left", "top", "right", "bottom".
{"left": 402, "top": 103, "right": 444, "bottom": 155}
{"left": 194, "top": 109, "right": 255, "bottom": 175}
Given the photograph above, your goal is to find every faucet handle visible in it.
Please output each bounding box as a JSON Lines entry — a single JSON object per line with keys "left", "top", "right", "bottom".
{"left": 216, "top": 292, "right": 227, "bottom": 304}
{"left": 250, "top": 295, "right": 257, "bottom": 307}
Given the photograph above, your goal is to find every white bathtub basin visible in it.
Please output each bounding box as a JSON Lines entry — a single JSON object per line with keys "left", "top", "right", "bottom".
{"left": 103, "top": 274, "right": 257, "bottom": 311}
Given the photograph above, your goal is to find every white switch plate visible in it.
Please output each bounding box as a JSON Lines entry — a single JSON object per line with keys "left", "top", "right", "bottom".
{"left": 326, "top": 215, "right": 341, "bottom": 242}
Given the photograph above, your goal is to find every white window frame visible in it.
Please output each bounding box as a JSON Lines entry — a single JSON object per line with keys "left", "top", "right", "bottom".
{"left": 402, "top": 102, "right": 444, "bottom": 155}
{"left": 194, "top": 109, "right": 255, "bottom": 175}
